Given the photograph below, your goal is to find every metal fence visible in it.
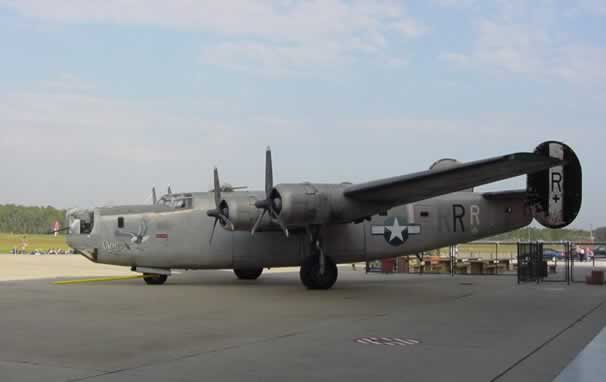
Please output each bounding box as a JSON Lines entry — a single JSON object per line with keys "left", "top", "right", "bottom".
{"left": 366, "top": 241, "right": 606, "bottom": 286}
{"left": 367, "top": 241, "right": 522, "bottom": 276}
{"left": 569, "top": 242, "right": 606, "bottom": 284}
{"left": 517, "top": 242, "right": 572, "bottom": 284}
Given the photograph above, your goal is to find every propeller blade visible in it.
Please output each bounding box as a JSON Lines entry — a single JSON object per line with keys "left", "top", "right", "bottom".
{"left": 217, "top": 212, "right": 234, "bottom": 231}
{"left": 265, "top": 146, "right": 273, "bottom": 197}
{"left": 168, "top": 185, "right": 172, "bottom": 195}
{"left": 213, "top": 167, "right": 221, "bottom": 207}
{"left": 251, "top": 209, "right": 267, "bottom": 236}
{"left": 269, "top": 209, "right": 289, "bottom": 238}
{"left": 250, "top": 147, "right": 287, "bottom": 239}
{"left": 47, "top": 227, "right": 70, "bottom": 235}
{"left": 152, "top": 187, "right": 157, "bottom": 205}
{"left": 209, "top": 218, "right": 219, "bottom": 245}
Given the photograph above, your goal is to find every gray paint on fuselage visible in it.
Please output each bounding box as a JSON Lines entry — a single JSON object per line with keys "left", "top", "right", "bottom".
{"left": 362, "top": 192, "right": 531, "bottom": 262}
{"left": 67, "top": 191, "right": 532, "bottom": 270}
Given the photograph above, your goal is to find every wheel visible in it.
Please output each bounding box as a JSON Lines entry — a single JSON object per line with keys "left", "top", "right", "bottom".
{"left": 234, "top": 268, "right": 263, "bottom": 280}
{"left": 299, "top": 254, "right": 338, "bottom": 290}
{"left": 143, "top": 273, "right": 168, "bottom": 285}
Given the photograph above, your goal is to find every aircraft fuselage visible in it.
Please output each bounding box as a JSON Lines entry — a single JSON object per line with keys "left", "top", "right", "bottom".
{"left": 66, "top": 191, "right": 531, "bottom": 270}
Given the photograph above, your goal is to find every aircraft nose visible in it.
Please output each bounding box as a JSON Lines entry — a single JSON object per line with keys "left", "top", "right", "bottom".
{"left": 65, "top": 209, "right": 98, "bottom": 261}
{"left": 66, "top": 208, "right": 94, "bottom": 235}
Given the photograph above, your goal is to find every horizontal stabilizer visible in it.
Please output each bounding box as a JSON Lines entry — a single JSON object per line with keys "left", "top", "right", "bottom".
{"left": 483, "top": 190, "right": 536, "bottom": 201}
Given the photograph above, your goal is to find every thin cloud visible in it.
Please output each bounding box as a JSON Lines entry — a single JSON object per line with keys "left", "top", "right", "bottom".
{"left": 1, "top": 0, "right": 424, "bottom": 74}
{"left": 0, "top": 79, "right": 232, "bottom": 162}
{"left": 436, "top": 1, "right": 606, "bottom": 86}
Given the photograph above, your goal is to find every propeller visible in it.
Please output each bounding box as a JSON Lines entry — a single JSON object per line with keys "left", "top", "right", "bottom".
{"left": 251, "top": 147, "right": 289, "bottom": 237}
{"left": 217, "top": 183, "right": 248, "bottom": 192}
{"left": 167, "top": 185, "right": 173, "bottom": 195}
{"left": 152, "top": 186, "right": 157, "bottom": 205}
{"left": 206, "top": 167, "right": 235, "bottom": 244}
{"left": 47, "top": 227, "right": 70, "bottom": 235}
{"left": 210, "top": 183, "right": 248, "bottom": 193}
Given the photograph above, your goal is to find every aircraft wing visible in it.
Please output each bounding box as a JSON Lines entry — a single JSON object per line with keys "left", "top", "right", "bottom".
{"left": 344, "top": 153, "right": 562, "bottom": 206}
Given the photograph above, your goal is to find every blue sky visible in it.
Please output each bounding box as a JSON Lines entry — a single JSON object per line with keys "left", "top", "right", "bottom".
{"left": 0, "top": 0, "right": 604, "bottom": 229}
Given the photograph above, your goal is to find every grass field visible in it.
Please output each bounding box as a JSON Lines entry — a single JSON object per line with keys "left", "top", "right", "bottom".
{"left": 0, "top": 233, "right": 69, "bottom": 253}
{"left": 437, "top": 244, "right": 518, "bottom": 255}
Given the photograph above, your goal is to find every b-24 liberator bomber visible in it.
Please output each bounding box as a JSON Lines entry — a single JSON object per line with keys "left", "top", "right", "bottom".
{"left": 65, "top": 141, "right": 582, "bottom": 289}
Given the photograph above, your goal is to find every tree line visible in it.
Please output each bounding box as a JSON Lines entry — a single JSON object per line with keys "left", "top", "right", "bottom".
{"left": 490, "top": 227, "right": 597, "bottom": 242}
{"left": 594, "top": 226, "right": 606, "bottom": 242}
{"left": 0, "top": 204, "right": 66, "bottom": 234}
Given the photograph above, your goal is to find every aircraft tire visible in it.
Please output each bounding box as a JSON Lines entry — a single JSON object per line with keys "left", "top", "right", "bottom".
{"left": 143, "top": 273, "right": 168, "bottom": 285}
{"left": 234, "top": 268, "right": 263, "bottom": 280}
{"left": 299, "top": 254, "right": 338, "bottom": 290}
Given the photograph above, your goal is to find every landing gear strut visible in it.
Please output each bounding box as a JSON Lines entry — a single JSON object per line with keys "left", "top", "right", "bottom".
{"left": 234, "top": 268, "right": 263, "bottom": 280}
{"left": 300, "top": 225, "right": 338, "bottom": 290}
{"left": 143, "top": 273, "right": 168, "bottom": 285}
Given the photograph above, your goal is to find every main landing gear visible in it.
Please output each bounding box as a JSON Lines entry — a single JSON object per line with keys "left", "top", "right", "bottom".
{"left": 143, "top": 273, "right": 168, "bottom": 285}
{"left": 300, "top": 226, "right": 338, "bottom": 290}
{"left": 300, "top": 254, "right": 338, "bottom": 290}
{"left": 234, "top": 268, "right": 263, "bottom": 280}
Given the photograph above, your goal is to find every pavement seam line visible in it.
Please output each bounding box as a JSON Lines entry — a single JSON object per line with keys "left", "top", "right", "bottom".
{"left": 65, "top": 367, "right": 134, "bottom": 382}
{"left": 63, "top": 331, "right": 303, "bottom": 382}
{"left": 489, "top": 297, "right": 606, "bottom": 382}
{"left": 1, "top": 359, "right": 108, "bottom": 374}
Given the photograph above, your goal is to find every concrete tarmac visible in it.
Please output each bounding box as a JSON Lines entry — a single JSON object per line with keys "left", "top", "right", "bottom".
{"left": 0, "top": 254, "right": 132, "bottom": 281}
{"left": 1, "top": 265, "right": 605, "bottom": 382}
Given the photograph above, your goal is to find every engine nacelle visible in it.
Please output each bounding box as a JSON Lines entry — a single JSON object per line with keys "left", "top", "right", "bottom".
{"left": 430, "top": 158, "right": 473, "bottom": 192}
{"left": 528, "top": 141, "right": 582, "bottom": 229}
{"left": 271, "top": 183, "right": 377, "bottom": 226}
{"left": 219, "top": 193, "right": 273, "bottom": 231}
{"left": 272, "top": 184, "right": 332, "bottom": 226}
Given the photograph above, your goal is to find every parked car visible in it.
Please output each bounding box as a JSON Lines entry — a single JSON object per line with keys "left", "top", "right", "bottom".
{"left": 543, "top": 248, "right": 564, "bottom": 261}
{"left": 593, "top": 247, "right": 606, "bottom": 258}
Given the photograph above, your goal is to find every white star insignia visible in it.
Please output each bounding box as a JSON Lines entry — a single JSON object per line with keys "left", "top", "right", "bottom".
{"left": 385, "top": 217, "right": 406, "bottom": 242}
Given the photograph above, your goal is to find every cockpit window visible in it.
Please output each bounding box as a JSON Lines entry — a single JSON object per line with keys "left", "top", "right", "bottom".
{"left": 158, "top": 194, "right": 193, "bottom": 209}
{"left": 68, "top": 209, "right": 94, "bottom": 234}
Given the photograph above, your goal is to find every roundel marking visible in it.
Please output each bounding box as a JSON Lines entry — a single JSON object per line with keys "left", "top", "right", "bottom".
{"left": 383, "top": 216, "right": 408, "bottom": 246}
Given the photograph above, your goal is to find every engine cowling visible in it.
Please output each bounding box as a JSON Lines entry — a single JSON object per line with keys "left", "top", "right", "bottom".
{"left": 217, "top": 193, "right": 273, "bottom": 231}
{"left": 270, "top": 183, "right": 376, "bottom": 226}
{"left": 528, "top": 141, "right": 582, "bottom": 229}
{"left": 430, "top": 158, "right": 473, "bottom": 192}
{"left": 271, "top": 184, "right": 331, "bottom": 226}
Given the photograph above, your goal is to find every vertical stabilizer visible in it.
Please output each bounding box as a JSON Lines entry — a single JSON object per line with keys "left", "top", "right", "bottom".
{"left": 528, "top": 141, "right": 582, "bottom": 229}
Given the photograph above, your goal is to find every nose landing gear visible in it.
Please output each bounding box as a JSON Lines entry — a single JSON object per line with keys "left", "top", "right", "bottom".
{"left": 234, "top": 268, "right": 263, "bottom": 280}
{"left": 143, "top": 273, "right": 168, "bottom": 285}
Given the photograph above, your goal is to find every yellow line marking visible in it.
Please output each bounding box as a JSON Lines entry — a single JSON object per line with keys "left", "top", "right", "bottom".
{"left": 54, "top": 275, "right": 144, "bottom": 285}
